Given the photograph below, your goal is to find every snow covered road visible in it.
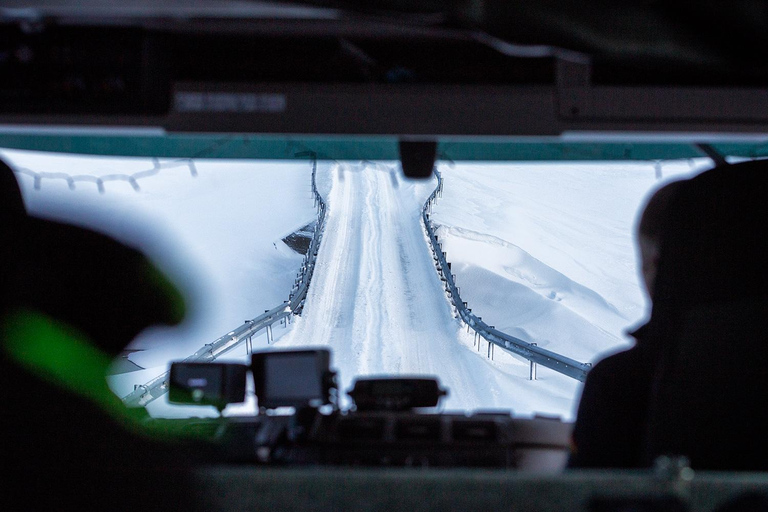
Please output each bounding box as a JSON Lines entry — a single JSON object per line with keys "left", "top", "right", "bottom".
{"left": 275, "top": 162, "right": 578, "bottom": 415}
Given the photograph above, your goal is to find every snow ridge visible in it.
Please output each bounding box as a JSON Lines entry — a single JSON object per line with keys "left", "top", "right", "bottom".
{"left": 420, "top": 171, "right": 591, "bottom": 381}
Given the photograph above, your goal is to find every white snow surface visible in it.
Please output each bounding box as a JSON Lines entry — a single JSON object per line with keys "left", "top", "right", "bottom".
{"left": 2, "top": 149, "right": 317, "bottom": 417}
{"left": 1, "top": 148, "right": 708, "bottom": 420}
{"left": 431, "top": 162, "right": 677, "bottom": 363}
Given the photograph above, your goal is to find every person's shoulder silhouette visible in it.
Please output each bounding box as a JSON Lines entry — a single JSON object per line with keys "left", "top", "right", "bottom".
{"left": 644, "top": 159, "right": 768, "bottom": 470}
{"left": 0, "top": 157, "right": 203, "bottom": 510}
{"left": 570, "top": 179, "right": 687, "bottom": 468}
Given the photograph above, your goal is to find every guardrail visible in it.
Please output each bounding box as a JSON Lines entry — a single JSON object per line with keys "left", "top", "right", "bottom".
{"left": 123, "top": 155, "right": 327, "bottom": 407}
{"left": 288, "top": 154, "right": 327, "bottom": 314}
{"left": 421, "top": 168, "right": 591, "bottom": 382}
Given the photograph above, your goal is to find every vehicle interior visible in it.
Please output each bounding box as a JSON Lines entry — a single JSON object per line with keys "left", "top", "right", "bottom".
{"left": 2, "top": 1, "right": 768, "bottom": 511}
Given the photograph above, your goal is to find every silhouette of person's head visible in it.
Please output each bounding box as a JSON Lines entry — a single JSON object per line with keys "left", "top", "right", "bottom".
{"left": 1, "top": 155, "right": 205, "bottom": 510}
{"left": 636, "top": 179, "right": 687, "bottom": 300}
{"left": 0, "top": 159, "right": 28, "bottom": 294}
{"left": 0, "top": 157, "right": 185, "bottom": 357}
{"left": 649, "top": 159, "right": 768, "bottom": 332}
{"left": 0, "top": 158, "right": 25, "bottom": 222}
{"left": 643, "top": 159, "right": 768, "bottom": 469}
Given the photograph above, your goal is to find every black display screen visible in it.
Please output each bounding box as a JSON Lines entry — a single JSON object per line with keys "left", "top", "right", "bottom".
{"left": 168, "top": 362, "right": 247, "bottom": 409}
{"left": 264, "top": 353, "right": 324, "bottom": 400}
{"left": 252, "top": 349, "right": 330, "bottom": 408}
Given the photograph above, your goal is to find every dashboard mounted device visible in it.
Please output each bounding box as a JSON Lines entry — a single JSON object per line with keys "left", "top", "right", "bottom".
{"left": 251, "top": 349, "right": 336, "bottom": 409}
{"left": 168, "top": 362, "right": 248, "bottom": 411}
{"left": 348, "top": 377, "right": 447, "bottom": 411}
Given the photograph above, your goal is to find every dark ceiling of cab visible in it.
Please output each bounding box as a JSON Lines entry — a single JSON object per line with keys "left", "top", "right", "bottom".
{"left": 3, "top": 0, "right": 768, "bottom": 87}
{"left": 286, "top": 0, "right": 768, "bottom": 85}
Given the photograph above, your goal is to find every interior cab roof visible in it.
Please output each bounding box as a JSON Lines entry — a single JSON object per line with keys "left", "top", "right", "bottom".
{"left": 2, "top": 1, "right": 768, "bottom": 157}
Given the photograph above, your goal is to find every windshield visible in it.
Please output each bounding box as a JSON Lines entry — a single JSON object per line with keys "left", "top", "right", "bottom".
{"left": 1, "top": 148, "right": 707, "bottom": 419}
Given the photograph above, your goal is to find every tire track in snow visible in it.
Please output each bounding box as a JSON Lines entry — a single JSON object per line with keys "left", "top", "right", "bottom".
{"left": 359, "top": 167, "right": 384, "bottom": 374}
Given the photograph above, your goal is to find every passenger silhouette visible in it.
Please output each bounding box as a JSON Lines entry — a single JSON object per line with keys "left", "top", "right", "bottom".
{"left": 643, "top": 159, "right": 768, "bottom": 469}
{"left": 569, "top": 178, "right": 687, "bottom": 468}
{"left": 0, "top": 157, "right": 210, "bottom": 510}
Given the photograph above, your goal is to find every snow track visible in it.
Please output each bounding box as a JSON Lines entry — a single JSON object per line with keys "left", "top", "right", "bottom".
{"left": 276, "top": 163, "right": 578, "bottom": 415}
